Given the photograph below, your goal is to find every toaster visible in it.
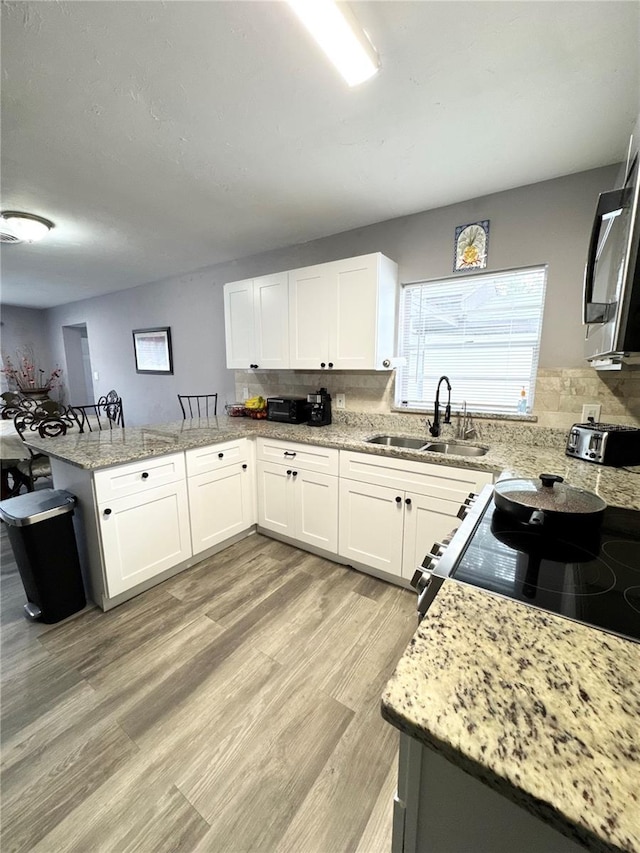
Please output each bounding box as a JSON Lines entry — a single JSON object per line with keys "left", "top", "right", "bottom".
{"left": 565, "top": 422, "right": 640, "bottom": 466}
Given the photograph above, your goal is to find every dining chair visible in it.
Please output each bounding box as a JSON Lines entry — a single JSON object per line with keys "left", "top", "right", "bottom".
{"left": 13, "top": 412, "right": 53, "bottom": 491}
{"left": 178, "top": 394, "right": 218, "bottom": 418}
{"left": 0, "top": 393, "right": 25, "bottom": 421}
{"left": 13, "top": 411, "right": 79, "bottom": 491}
{"left": 70, "top": 390, "right": 124, "bottom": 432}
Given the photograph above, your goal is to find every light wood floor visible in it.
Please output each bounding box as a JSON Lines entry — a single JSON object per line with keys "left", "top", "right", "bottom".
{"left": 1, "top": 523, "right": 417, "bottom": 853}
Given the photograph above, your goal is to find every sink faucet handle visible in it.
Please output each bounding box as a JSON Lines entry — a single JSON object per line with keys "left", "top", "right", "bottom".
{"left": 444, "top": 403, "right": 451, "bottom": 424}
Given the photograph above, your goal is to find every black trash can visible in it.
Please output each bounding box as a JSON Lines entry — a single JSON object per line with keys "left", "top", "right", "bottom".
{"left": 0, "top": 489, "right": 86, "bottom": 624}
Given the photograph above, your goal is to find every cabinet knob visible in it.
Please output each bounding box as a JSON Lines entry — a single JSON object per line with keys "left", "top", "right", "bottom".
{"left": 320, "top": 362, "right": 326, "bottom": 368}
{"left": 104, "top": 508, "right": 112, "bottom": 516}
{"left": 141, "top": 472, "right": 149, "bottom": 480}
{"left": 242, "top": 463, "right": 247, "bottom": 470}
{"left": 395, "top": 496, "right": 402, "bottom": 504}
{"left": 292, "top": 470, "right": 297, "bottom": 477}
{"left": 405, "top": 498, "right": 412, "bottom": 506}
{"left": 218, "top": 452, "right": 224, "bottom": 458}
{"left": 287, "top": 469, "right": 292, "bottom": 475}
{"left": 328, "top": 362, "right": 334, "bottom": 368}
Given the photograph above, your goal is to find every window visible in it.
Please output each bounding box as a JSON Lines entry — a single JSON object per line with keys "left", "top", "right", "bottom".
{"left": 396, "top": 266, "right": 547, "bottom": 414}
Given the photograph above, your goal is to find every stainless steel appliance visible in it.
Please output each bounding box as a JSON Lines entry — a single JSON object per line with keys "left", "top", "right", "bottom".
{"left": 566, "top": 421, "right": 640, "bottom": 466}
{"left": 412, "top": 485, "right": 640, "bottom": 643}
{"left": 266, "top": 397, "right": 310, "bottom": 424}
{"left": 583, "top": 116, "right": 640, "bottom": 369}
{"left": 307, "top": 388, "right": 332, "bottom": 426}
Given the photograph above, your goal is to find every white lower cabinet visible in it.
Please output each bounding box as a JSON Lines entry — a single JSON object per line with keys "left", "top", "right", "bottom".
{"left": 186, "top": 439, "right": 255, "bottom": 555}
{"left": 56, "top": 436, "right": 493, "bottom": 609}
{"left": 339, "top": 482, "right": 460, "bottom": 580}
{"left": 257, "top": 461, "right": 338, "bottom": 553}
{"left": 338, "top": 479, "right": 405, "bottom": 576}
{"left": 98, "top": 479, "right": 192, "bottom": 598}
{"left": 401, "top": 492, "right": 464, "bottom": 581}
{"left": 188, "top": 463, "right": 254, "bottom": 554}
{"left": 339, "top": 451, "right": 493, "bottom": 581}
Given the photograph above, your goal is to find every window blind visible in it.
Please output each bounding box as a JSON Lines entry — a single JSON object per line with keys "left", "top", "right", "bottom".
{"left": 396, "top": 266, "right": 547, "bottom": 414}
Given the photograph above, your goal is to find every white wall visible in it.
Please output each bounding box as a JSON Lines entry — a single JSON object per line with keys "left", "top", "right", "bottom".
{"left": 41, "top": 164, "right": 618, "bottom": 425}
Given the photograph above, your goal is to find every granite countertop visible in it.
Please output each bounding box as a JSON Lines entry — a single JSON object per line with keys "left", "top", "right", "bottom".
{"left": 381, "top": 582, "right": 640, "bottom": 853}
{"left": 26, "top": 415, "right": 640, "bottom": 510}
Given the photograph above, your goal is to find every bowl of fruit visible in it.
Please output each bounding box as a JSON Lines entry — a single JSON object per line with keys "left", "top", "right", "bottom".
{"left": 244, "top": 396, "right": 267, "bottom": 419}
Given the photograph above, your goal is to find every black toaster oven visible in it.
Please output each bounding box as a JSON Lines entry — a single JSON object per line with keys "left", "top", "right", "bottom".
{"left": 266, "top": 397, "right": 310, "bottom": 424}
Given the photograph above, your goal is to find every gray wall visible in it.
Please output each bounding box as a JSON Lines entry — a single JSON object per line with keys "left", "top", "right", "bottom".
{"left": 42, "top": 164, "right": 617, "bottom": 426}
{"left": 0, "top": 304, "right": 53, "bottom": 393}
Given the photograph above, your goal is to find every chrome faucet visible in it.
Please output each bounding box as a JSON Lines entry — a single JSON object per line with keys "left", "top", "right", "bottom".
{"left": 457, "top": 400, "right": 476, "bottom": 440}
{"left": 428, "top": 375, "right": 451, "bottom": 437}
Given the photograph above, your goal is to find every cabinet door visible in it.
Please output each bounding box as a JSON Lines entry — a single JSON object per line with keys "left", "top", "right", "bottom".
{"left": 338, "top": 479, "right": 404, "bottom": 577}
{"left": 253, "top": 273, "right": 289, "bottom": 369}
{"left": 330, "top": 254, "right": 378, "bottom": 369}
{"left": 401, "top": 492, "right": 461, "bottom": 582}
{"left": 224, "top": 279, "right": 255, "bottom": 369}
{"left": 293, "top": 470, "right": 338, "bottom": 554}
{"left": 99, "top": 481, "right": 191, "bottom": 597}
{"left": 188, "top": 463, "right": 253, "bottom": 555}
{"left": 288, "top": 265, "right": 330, "bottom": 369}
{"left": 256, "top": 461, "right": 295, "bottom": 537}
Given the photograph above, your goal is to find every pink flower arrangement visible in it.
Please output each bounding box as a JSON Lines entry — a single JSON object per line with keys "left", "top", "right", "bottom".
{"left": 1, "top": 348, "right": 62, "bottom": 392}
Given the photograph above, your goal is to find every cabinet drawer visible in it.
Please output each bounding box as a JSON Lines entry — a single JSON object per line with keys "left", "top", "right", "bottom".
{"left": 256, "top": 438, "right": 339, "bottom": 475}
{"left": 339, "top": 450, "right": 493, "bottom": 503}
{"left": 185, "top": 438, "right": 250, "bottom": 477}
{"left": 94, "top": 452, "right": 186, "bottom": 503}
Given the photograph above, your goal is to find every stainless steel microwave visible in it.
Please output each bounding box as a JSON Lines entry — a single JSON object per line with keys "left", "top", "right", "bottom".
{"left": 583, "top": 115, "right": 640, "bottom": 369}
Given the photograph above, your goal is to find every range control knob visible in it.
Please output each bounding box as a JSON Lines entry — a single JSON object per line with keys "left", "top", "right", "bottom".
{"left": 421, "top": 553, "right": 440, "bottom": 572}
{"left": 410, "top": 568, "right": 432, "bottom": 594}
{"left": 457, "top": 492, "right": 478, "bottom": 519}
{"left": 430, "top": 541, "right": 446, "bottom": 557}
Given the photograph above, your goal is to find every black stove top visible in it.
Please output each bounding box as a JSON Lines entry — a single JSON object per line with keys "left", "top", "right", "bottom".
{"left": 448, "top": 494, "right": 640, "bottom": 643}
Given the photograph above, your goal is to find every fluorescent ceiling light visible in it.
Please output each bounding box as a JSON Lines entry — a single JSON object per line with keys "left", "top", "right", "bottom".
{"left": 288, "top": 0, "right": 380, "bottom": 87}
{"left": 0, "top": 211, "right": 54, "bottom": 243}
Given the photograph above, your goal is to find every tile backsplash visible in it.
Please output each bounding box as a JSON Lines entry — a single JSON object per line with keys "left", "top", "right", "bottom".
{"left": 235, "top": 366, "right": 640, "bottom": 430}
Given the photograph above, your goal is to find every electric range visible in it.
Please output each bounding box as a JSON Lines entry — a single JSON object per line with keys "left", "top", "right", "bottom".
{"left": 414, "top": 484, "right": 640, "bottom": 643}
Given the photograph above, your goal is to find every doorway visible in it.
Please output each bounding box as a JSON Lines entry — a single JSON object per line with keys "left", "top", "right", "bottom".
{"left": 62, "top": 324, "right": 95, "bottom": 404}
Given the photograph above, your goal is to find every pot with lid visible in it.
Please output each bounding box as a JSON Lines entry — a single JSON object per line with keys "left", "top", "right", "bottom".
{"left": 493, "top": 473, "right": 606, "bottom": 531}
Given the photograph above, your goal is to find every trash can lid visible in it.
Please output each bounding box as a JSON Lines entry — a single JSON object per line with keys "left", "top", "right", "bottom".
{"left": 0, "top": 489, "right": 77, "bottom": 527}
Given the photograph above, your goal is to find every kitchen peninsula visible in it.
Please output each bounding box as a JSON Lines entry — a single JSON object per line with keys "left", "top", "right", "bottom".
{"left": 26, "top": 414, "right": 640, "bottom": 853}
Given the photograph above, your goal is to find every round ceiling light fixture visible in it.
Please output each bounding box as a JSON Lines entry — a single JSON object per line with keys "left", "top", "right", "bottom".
{"left": 0, "top": 211, "right": 55, "bottom": 243}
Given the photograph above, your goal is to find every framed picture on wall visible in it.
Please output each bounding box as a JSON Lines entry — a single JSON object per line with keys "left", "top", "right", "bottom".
{"left": 132, "top": 327, "right": 173, "bottom": 375}
{"left": 454, "top": 220, "right": 490, "bottom": 271}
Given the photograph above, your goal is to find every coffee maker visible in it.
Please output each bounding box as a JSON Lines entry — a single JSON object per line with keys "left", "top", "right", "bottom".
{"left": 307, "top": 388, "right": 332, "bottom": 426}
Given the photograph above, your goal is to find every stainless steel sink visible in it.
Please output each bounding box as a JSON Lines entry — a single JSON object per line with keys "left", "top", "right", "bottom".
{"left": 364, "top": 435, "right": 489, "bottom": 457}
{"left": 365, "top": 435, "right": 429, "bottom": 449}
{"left": 364, "top": 434, "right": 488, "bottom": 457}
{"left": 423, "top": 442, "right": 488, "bottom": 457}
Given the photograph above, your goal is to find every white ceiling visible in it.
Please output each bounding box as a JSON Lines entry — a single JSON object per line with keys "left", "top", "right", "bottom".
{"left": 1, "top": 0, "right": 639, "bottom": 310}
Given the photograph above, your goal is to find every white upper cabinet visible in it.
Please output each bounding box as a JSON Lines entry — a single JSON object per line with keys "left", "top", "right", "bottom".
{"left": 289, "top": 253, "right": 398, "bottom": 371}
{"left": 224, "top": 273, "right": 289, "bottom": 369}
